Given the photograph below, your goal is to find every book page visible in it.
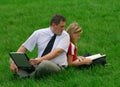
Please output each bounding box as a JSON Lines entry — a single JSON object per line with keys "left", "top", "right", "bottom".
{"left": 85, "top": 54, "right": 102, "bottom": 60}
{"left": 76, "top": 54, "right": 106, "bottom": 61}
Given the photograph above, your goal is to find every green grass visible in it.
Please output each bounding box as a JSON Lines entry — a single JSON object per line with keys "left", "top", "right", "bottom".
{"left": 0, "top": 0, "right": 120, "bottom": 87}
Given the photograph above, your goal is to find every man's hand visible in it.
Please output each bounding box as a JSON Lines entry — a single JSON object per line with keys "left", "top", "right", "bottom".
{"left": 30, "top": 58, "right": 42, "bottom": 65}
{"left": 10, "top": 62, "right": 18, "bottom": 72}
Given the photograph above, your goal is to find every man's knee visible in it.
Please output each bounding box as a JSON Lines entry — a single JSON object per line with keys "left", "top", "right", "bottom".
{"left": 34, "top": 60, "right": 61, "bottom": 79}
{"left": 37, "top": 60, "right": 61, "bottom": 71}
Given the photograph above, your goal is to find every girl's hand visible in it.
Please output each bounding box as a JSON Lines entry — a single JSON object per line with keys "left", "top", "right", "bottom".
{"left": 78, "top": 56, "right": 86, "bottom": 61}
{"left": 82, "top": 58, "right": 92, "bottom": 65}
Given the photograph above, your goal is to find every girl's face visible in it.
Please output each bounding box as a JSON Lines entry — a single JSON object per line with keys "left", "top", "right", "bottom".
{"left": 72, "top": 32, "right": 81, "bottom": 42}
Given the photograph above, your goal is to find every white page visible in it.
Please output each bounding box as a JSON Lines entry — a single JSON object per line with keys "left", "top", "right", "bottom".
{"left": 85, "top": 54, "right": 102, "bottom": 60}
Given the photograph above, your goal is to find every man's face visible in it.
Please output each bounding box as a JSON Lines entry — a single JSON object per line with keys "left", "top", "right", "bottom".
{"left": 52, "top": 21, "right": 66, "bottom": 35}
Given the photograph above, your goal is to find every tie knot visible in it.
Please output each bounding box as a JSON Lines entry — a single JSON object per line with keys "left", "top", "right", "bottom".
{"left": 53, "top": 34, "right": 56, "bottom": 37}
{"left": 52, "top": 34, "right": 56, "bottom": 39}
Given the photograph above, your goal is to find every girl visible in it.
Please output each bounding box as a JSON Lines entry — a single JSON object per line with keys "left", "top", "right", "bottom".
{"left": 67, "top": 22, "right": 106, "bottom": 68}
{"left": 66, "top": 22, "right": 92, "bottom": 67}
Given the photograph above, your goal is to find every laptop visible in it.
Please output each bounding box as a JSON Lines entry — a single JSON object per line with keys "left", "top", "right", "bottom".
{"left": 9, "top": 52, "right": 35, "bottom": 73}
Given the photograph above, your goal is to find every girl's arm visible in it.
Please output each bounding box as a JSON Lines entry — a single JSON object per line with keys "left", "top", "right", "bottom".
{"left": 67, "top": 55, "right": 92, "bottom": 66}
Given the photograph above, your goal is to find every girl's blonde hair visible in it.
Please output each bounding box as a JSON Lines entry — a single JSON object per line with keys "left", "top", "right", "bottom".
{"left": 66, "top": 22, "right": 82, "bottom": 44}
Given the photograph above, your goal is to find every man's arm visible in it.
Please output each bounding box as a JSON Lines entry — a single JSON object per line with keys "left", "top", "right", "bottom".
{"left": 17, "top": 45, "right": 27, "bottom": 52}
{"left": 30, "top": 48, "right": 64, "bottom": 65}
{"left": 10, "top": 45, "right": 27, "bottom": 72}
{"left": 40, "top": 48, "right": 64, "bottom": 60}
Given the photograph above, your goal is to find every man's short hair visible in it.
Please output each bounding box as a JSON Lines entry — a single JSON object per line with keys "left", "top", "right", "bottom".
{"left": 50, "top": 14, "right": 66, "bottom": 25}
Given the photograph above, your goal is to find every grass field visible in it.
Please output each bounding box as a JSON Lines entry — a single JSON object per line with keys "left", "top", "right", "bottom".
{"left": 0, "top": 0, "right": 120, "bottom": 87}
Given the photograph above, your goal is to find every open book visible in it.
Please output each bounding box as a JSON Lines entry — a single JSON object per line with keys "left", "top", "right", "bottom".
{"left": 85, "top": 54, "right": 106, "bottom": 60}
{"left": 76, "top": 54, "right": 106, "bottom": 62}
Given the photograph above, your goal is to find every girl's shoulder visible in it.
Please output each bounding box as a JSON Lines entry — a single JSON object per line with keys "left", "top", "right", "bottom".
{"left": 69, "top": 42, "right": 76, "bottom": 49}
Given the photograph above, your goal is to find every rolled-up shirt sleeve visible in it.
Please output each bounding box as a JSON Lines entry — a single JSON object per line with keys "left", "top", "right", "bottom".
{"left": 56, "top": 34, "right": 70, "bottom": 53}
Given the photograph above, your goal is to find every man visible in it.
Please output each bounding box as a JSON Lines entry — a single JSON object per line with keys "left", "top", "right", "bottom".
{"left": 10, "top": 14, "right": 70, "bottom": 78}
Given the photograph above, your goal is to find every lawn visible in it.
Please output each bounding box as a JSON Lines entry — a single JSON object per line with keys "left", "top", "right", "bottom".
{"left": 0, "top": 0, "right": 120, "bottom": 87}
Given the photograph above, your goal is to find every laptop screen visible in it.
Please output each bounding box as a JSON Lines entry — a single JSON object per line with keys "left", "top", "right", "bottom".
{"left": 9, "top": 52, "right": 32, "bottom": 68}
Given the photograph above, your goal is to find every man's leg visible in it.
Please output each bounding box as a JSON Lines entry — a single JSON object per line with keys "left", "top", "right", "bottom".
{"left": 32, "top": 60, "right": 62, "bottom": 79}
{"left": 15, "top": 69, "right": 29, "bottom": 78}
